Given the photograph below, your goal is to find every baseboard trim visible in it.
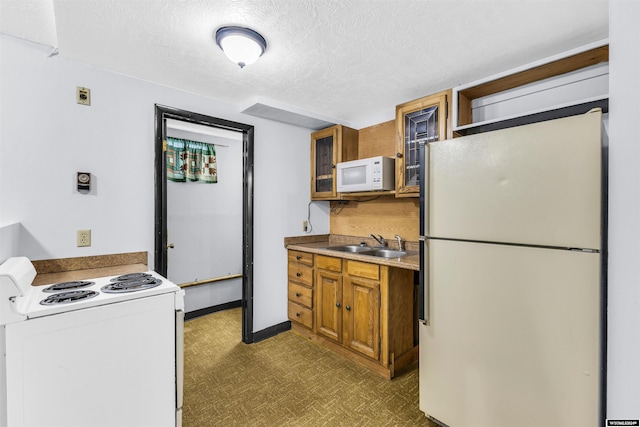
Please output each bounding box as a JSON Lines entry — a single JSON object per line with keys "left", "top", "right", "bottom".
{"left": 185, "top": 300, "right": 242, "bottom": 320}
{"left": 252, "top": 320, "right": 292, "bottom": 343}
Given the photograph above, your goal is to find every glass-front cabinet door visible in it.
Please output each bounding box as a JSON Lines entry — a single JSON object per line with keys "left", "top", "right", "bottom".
{"left": 395, "top": 90, "right": 451, "bottom": 197}
{"left": 311, "top": 126, "right": 337, "bottom": 199}
{"left": 310, "top": 125, "right": 358, "bottom": 200}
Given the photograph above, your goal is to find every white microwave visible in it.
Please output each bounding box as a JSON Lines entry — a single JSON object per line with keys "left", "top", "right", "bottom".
{"left": 336, "top": 156, "right": 395, "bottom": 193}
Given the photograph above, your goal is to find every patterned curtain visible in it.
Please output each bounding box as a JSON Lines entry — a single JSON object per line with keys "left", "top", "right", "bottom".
{"left": 166, "top": 137, "right": 218, "bottom": 183}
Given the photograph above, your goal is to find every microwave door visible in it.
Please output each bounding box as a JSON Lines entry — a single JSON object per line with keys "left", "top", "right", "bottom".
{"left": 339, "top": 164, "right": 369, "bottom": 192}
{"left": 344, "top": 166, "right": 367, "bottom": 185}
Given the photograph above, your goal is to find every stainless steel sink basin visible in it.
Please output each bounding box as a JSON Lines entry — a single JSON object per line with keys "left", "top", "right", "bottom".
{"left": 324, "top": 245, "right": 371, "bottom": 253}
{"left": 325, "top": 245, "right": 415, "bottom": 258}
{"left": 359, "top": 248, "right": 410, "bottom": 258}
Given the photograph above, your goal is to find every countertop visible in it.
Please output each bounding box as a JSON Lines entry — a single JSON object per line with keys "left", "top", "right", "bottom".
{"left": 285, "top": 235, "right": 420, "bottom": 271}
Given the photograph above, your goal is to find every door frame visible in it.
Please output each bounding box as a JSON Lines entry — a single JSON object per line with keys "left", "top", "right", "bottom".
{"left": 154, "top": 104, "right": 255, "bottom": 344}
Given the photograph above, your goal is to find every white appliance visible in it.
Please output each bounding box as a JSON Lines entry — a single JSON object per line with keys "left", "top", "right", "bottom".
{"left": 418, "top": 111, "right": 604, "bottom": 427}
{"left": 0, "top": 257, "right": 185, "bottom": 427}
{"left": 336, "top": 156, "right": 395, "bottom": 192}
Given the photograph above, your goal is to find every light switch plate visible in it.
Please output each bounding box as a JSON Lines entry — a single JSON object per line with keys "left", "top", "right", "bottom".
{"left": 77, "top": 87, "right": 91, "bottom": 106}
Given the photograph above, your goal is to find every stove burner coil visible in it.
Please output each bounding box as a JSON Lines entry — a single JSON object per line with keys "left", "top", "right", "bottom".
{"left": 40, "top": 290, "right": 99, "bottom": 305}
{"left": 43, "top": 281, "right": 95, "bottom": 293}
{"left": 101, "top": 277, "right": 162, "bottom": 293}
{"left": 111, "top": 273, "right": 152, "bottom": 282}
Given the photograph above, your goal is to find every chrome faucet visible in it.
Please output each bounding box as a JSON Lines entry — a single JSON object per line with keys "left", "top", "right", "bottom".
{"left": 369, "top": 234, "right": 387, "bottom": 247}
{"left": 394, "top": 235, "right": 405, "bottom": 251}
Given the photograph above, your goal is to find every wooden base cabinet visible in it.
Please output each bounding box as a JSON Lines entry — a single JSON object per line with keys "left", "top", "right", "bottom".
{"left": 296, "top": 254, "right": 417, "bottom": 379}
{"left": 343, "top": 269, "right": 381, "bottom": 360}
{"left": 316, "top": 255, "right": 343, "bottom": 342}
{"left": 287, "top": 250, "right": 314, "bottom": 330}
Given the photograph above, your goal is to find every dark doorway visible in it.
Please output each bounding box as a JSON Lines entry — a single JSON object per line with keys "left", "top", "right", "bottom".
{"left": 154, "top": 104, "right": 255, "bottom": 343}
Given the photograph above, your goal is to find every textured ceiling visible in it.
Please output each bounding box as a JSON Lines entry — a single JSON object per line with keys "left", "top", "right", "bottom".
{"left": 0, "top": 0, "right": 609, "bottom": 128}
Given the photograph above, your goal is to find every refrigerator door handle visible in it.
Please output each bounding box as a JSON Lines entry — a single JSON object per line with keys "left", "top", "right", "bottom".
{"left": 422, "top": 142, "right": 430, "bottom": 239}
{"left": 422, "top": 238, "right": 429, "bottom": 325}
{"left": 419, "top": 142, "right": 430, "bottom": 325}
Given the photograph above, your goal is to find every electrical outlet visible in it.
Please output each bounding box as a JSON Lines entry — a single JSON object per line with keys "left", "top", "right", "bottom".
{"left": 77, "top": 229, "right": 91, "bottom": 247}
{"left": 302, "top": 221, "right": 308, "bottom": 232}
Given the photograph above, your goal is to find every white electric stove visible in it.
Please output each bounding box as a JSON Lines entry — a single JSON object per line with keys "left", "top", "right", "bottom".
{"left": 0, "top": 257, "right": 185, "bottom": 427}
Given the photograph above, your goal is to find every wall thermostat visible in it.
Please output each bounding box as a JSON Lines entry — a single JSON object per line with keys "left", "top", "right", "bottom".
{"left": 77, "top": 172, "right": 91, "bottom": 191}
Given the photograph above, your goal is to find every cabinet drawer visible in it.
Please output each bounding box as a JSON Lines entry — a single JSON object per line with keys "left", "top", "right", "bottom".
{"left": 288, "top": 301, "right": 313, "bottom": 329}
{"left": 288, "top": 263, "right": 313, "bottom": 286}
{"left": 316, "top": 255, "right": 342, "bottom": 272}
{"left": 288, "top": 250, "right": 314, "bottom": 266}
{"left": 346, "top": 260, "right": 380, "bottom": 280}
{"left": 288, "top": 282, "right": 313, "bottom": 308}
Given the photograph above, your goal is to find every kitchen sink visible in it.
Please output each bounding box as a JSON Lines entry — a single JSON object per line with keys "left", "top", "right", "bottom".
{"left": 324, "top": 245, "right": 414, "bottom": 258}
{"left": 324, "top": 245, "right": 371, "bottom": 253}
{"left": 359, "top": 249, "right": 410, "bottom": 258}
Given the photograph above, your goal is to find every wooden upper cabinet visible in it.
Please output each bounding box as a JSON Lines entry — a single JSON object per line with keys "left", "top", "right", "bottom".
{"left": 310, "top": 125, "right": 358, "bottom": 200}
{"left": 395, "top": 90, "right": 452, "bottom": 197}
{"left": 454, "top": 43, "right": 608, "bottom": 132}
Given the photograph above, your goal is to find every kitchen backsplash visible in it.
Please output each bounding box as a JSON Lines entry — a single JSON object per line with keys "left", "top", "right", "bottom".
{"left": 330, "top": 197, "right": 419, "bottom": 242}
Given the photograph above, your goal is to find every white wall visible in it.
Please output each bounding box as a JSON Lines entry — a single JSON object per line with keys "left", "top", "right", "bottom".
{"left": 0, "top": 34, "right": 329, "bottom": 332}
{"left": 607, "top": 0, "right": 640, "bottom": 419}
{"left": 0, "top": 223, "right": 20, "bottom": 262}
{"left": 252, "top": 124, "right": 331, "bottom": 330}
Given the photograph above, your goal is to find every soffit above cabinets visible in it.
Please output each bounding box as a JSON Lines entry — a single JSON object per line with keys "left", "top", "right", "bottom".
{"left": 241, "top": 98, "right": 339, "bottom": 130}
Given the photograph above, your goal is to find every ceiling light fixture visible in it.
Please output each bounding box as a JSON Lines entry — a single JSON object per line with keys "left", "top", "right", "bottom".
{"left": 215, "top": 26, "right": 267, "bottom": 68}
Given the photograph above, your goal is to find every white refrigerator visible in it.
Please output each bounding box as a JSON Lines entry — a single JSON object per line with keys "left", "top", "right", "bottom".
{"left": 418, "top": 110, "right": 604, "bottom": 427}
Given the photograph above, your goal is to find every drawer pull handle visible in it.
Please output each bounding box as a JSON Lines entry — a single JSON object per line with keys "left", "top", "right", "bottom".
{"left": 295, "top": 292, "right": 301, "bottom": 297}
{"left": 296, "top": 312, "right": 301, "bottom": 317}
{"left": 296, "top": 255, "right": 301, "bottom": 260}
{"left": 336, "top": 302, "right": 341, "bottom": 308}
{"left": 345, "top": 305, "right": 351, "bottom": 311}
{"left": 296, "top": 272, "right": 301, "bottom": 277}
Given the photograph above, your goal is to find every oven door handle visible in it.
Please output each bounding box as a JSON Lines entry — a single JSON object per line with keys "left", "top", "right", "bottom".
{"left": 176, "top": 308, "right": 185, "bottom": 413}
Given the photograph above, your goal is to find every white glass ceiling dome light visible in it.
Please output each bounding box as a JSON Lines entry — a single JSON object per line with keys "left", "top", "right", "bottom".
{"left": 215, "top": 26, "right": 267, "bottom": 68}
